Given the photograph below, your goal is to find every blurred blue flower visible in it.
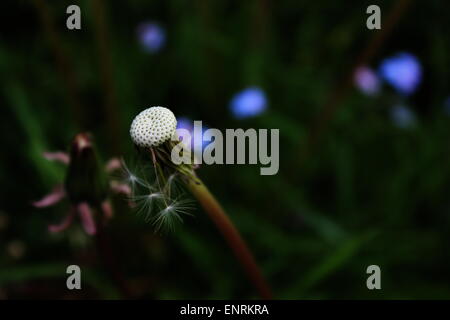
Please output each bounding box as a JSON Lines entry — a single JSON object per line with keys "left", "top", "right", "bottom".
{"left": 354, "top": 66, "right": 380, "bottom": 96}
{"left": 444, "top": 97, "right": 450, "bottom": 116}
{"left": 137, "top": 22, "right": 166, "bottom": 53}
{"left": 390, "top": 105, "right": 416, "bottom": 128}
{"left": 176, "top": 117, "right": 211, "bottom": 152}
{"left": 229, "top": 87, "right": 267, "bottom": 119}
{"left": 176, "top": 117, "right": 193, "bottom": 131}
{"left": 379, "top": 52, "right": 422, "bottom": 96}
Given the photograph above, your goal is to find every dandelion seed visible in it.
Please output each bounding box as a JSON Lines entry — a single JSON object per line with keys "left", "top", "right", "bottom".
{"left": 152, "top": 198, "right": 195, "bottom": 232}
{"left": 133, "top": 191, "right": 164, "bottom": 222}
{"left": 121, "top": 160, "right": 148, "bottom": 192}
{"left": 163, "top": 173, "right": 184, "bottom": 198}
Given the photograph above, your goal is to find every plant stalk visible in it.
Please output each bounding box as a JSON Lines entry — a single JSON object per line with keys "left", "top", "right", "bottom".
{"left": 95, "top": 222, "right": 133, "bottom": 299}
{"left": 32, "top": 0, "right": 84, "bottom": 129}
{"left": 91, "top": 0, "right": 122, "bottom": 155}
{"left": 186, "top": 178, "right": 272, "bottom": 299}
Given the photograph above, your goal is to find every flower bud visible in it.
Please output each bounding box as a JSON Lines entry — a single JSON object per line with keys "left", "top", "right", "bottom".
{"left": 65, "top": 133, "right": 108, "bottom": 205}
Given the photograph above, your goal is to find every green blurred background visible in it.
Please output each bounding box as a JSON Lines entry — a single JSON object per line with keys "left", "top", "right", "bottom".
{"left": 1, "top": 0, "right": 449, "bottom": 299}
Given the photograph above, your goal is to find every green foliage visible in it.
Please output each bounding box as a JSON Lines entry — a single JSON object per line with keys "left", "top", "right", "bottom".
{"left": 1, "top": 0, "right": 449, "bottom": 299}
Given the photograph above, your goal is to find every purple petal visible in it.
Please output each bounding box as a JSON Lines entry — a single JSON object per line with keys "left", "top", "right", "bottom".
{"left": 77, "top": 203, "right": 97, "bottom": 235}
{"left": 101, "top": 200, "right": 113, "bottom": 219}
{"left": 105, "top": 158, "right": 122, "bottom": 173}
{"left": 48, "top": 209, "right": 75, "bottom": 233}
{"left": 43, "top": 152, "right": 70, "bottom": 164}
{"left": 33, "top": 185, "right": 66, "bottom": 208}
{"left": 110, "top": 181, "right": 132, "bottom": 196}
{"left": 354, "top": 66, "right": 380, "bottom": 96}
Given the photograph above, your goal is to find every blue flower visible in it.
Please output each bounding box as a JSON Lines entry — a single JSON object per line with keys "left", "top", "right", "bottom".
{"left": 229, "top": 87, "right": 267, "bottom": 119}
{"left": 354, "top": 66, "right": 380, "bottom": 96}
{"left": 444, "top": 97, "right": 450, "bottom": 116}
{"left": 176, "top": 117, "right": 210, "bottom": 152}
{"left": 137, "top": 22, "right": 166, "bottom": 53}
{"left": 390, "top": 105, "right": 416, "bottom": 128}
{"left": 379, "top": 52, "right": 422, "bottom": 96}
{"left": 176, "top": 117, "right": 193, "bottom": 131}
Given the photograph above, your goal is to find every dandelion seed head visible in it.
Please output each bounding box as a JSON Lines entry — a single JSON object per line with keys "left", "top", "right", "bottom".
{"left": 130, "top": 106, "right": 177, "bottom": 147}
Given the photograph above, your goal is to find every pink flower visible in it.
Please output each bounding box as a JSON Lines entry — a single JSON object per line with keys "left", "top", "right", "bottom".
{"left": 354, "top": 66, "right": 380, "bottom": 96}
{"left": 33, "top": 135, "right": 131, "bottom": 235}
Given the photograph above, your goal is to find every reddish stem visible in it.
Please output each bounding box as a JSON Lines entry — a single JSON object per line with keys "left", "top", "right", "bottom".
{"left": 186, "top": 178, "right": 273, "bottom": 299}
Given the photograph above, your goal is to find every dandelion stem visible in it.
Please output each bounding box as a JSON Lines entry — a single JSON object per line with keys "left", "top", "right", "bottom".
{"left": 186, "top": 177, "right": 272, "bottom": 299}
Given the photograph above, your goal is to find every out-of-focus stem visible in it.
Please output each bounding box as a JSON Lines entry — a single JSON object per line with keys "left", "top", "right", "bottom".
{"left": 186, "top": 177, "right": 272, "bottom": 299}
{"left": 91, "top": 0, "right": 122, "bottom": 155}
{"left": 301, "top": 0, "right": 412, "bottom": 165}
{"left": 95, "top": 222, "right": 132, "bottom": 298}
{"left": 32, "top": 0, "right": 83, "bottom": 129}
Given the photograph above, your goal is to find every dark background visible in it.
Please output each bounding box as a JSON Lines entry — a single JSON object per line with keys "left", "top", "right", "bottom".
{"left": 1, "top": 0, "right": 449, "bottom": 299}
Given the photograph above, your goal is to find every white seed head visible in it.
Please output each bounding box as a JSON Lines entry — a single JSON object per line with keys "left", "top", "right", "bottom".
{"left": 130, "top": 106, "right": 177, "bottom": 147}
